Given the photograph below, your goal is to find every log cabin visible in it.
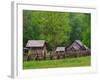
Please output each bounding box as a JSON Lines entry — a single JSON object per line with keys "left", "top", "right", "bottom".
{"left": 66, "top": 40, "right": 90, "bottom": 57}
{"left": 55, "top": 47, "right": 66, "bottom": 59}
{"left": 26, "top": 40, "right": 47, "bottom": 60}
{"left": 66, "top": 40, "right": 89, "bottom": 51}
{"left": 50, "top": 47, "right": 65, "bottom": 59}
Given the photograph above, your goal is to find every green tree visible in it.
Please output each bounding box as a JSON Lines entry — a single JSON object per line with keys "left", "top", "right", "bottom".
{"left": 68, "top": 13, "right": 91, "bottom": 48}
{"left": 23, "top": 10, "right": 71, "bottom": 50}
{"left": 23, "top": 10, "right": 91, "bottom": 50}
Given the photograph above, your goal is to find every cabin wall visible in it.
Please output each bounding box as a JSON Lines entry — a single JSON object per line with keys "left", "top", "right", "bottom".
{"left": 32, "top": 48, "right": 43, "bottom": 55}
{"left": 50, "top": 51, "right": 65, "bottom": 59}
{"left": 27, "top": 46, "right": 47, "bottom": 60}
{"left": 43, "top": 46, "right": 47, "bottom": 59}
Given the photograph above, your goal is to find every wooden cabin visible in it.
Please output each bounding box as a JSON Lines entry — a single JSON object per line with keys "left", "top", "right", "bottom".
{"left": 56, "top": 47, "right": 65, "bottom": 59}
{"left": 51, "top": 47, "right": 65, "bottom": 59}
{"left": 66, "top": 40, "right": 89, "bottom": 51}
{"left": 26, "top": 40, "right": 47, "bottom": 60}
{"left": 66, "top": 40, "right": 90, "bottom": 57}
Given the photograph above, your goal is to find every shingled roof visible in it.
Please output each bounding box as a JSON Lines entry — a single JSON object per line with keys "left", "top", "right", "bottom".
{"left": 75, "top": 40, "right": 83, "bottom": 46}
{"left": 26, "top": 40, "right": 46, "bottom": 47}
{"left": 75, "top": 40, "right": 89, "bottom": 49}
{"left": 67, "top": 40, "right": 89, "bottom": 50}
{"left": 56, "top": 47, "right": 65, "bottom": 52}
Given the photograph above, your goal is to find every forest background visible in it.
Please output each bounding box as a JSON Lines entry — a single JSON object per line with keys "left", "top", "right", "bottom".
{"left": 23, "top": 10, "right": 91, "bottom": 51}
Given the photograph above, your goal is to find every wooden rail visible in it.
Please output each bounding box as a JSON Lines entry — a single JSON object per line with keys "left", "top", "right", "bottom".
{"left": 23, "top": 50, "right": 91, "bottom": 61}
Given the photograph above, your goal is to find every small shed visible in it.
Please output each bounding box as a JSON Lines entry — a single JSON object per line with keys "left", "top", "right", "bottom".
{"left": 55, "top": 47, "right": 65, "bottom": 59}
{"left": 26, "top": 40, "right": 47, "bottom": 60}
{"left": 23, "top": 48, "right": 29, "bottom": 61}
{"left": 23, "top": 47, "right": 29, "bottom": 53}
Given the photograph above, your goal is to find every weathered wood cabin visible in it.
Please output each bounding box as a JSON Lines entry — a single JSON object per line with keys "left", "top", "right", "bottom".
{"left": 66, "top": 40, "right": 90, "bottom": 57}
{"left": 66, "top": 40, "right": 89, "bottom": 51}
{"left": 51, "top": 47, "right": 65, "bottom": 59}
{"left": 56, "top": 47, "right": 66, "bottom": 59}
{"left": 26, "top": 40, "right": 47, "bottom": 60}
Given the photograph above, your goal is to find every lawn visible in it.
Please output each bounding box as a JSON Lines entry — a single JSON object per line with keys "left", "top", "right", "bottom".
{"left": 23, "top": 56, "right": 91, "bottom": 69}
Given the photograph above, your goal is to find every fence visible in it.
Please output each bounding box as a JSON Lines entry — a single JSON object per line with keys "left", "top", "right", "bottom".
{"left": 23, "top": 50, "right": 91, "bottom": 61}
{"left": 66, "top": 50, "right": 91, "bottom": 58}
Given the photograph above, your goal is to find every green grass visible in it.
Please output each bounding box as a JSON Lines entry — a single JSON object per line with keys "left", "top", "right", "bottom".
{"left": 23, "top": 56, "right": 91, "bottom": 69}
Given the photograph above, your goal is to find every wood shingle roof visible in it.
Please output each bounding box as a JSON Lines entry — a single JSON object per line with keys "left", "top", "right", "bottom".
{"left": 26, "top": 40, "right": 46, "bottom": 47}
{"left": 56, "top": 47, "right": 65, "bottom": 52}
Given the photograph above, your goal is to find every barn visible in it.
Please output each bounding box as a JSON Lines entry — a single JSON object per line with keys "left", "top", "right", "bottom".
{"left": 66, "top": 40, "right": 90, "bottom": 57}
{"left": 26, "top": 40, "right": 47, "bottom": 60}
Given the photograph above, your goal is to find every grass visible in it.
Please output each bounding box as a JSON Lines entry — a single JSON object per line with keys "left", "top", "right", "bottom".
{"left": 23, "top": 56, "right": 91, "bottom": 69}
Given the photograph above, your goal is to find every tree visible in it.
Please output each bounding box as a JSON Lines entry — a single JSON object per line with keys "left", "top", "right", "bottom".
{"left": 68, "top": 13, "right": 91, "bottom": 48}
{"left": 23, "top": 10, "right": 91, "bottom": 50}
{"left": 23, "top": 10, "right": 71, "bottom": 50}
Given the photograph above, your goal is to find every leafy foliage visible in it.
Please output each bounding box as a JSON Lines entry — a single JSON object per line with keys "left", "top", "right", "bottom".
{"left": 68, "top": 13, "right": 91, "bottom": 48}
{"left": 23, "top": 10, "right": 91, "bottom": 50}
